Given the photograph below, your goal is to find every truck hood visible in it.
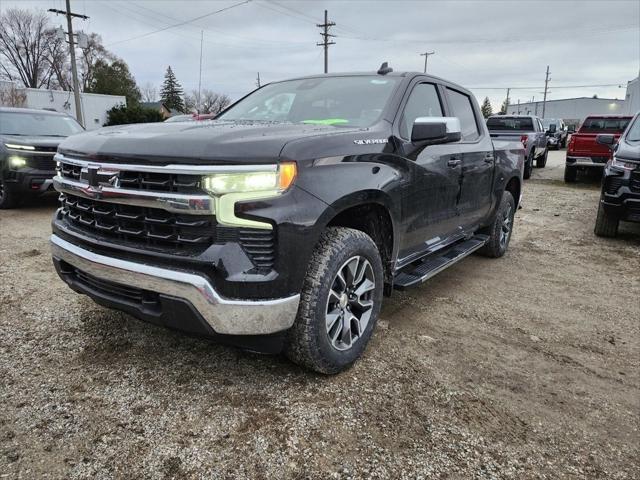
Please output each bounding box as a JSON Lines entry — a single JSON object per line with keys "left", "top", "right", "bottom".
{"left": 1, "top": 134, "right": 66, "bottom": 150}
{"left": 616, "top": 141, "right": 640, "bottom": 161}
{"left": 57, "top": 120, "right": 363, "bottom": 165}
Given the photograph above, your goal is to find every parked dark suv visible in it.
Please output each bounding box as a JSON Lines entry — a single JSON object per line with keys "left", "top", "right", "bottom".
{"left": 594, "top": 111, "right": 640, "bottom": 237}
{"left": 0, "top": 107, "right": 84, "bottom": 208}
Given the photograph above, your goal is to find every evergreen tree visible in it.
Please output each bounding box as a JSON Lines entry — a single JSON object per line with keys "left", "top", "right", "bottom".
{"left": 481, "top": 97, "right": 493, "bottom": 118}
{"left": 160, "top": 66, "right": 185, "bottom": 113}
{"left": 86, "top": 59, "right": 141, "bottom": 105}
{"left": 499, "top": 97, "right": 510, "bottom": 115}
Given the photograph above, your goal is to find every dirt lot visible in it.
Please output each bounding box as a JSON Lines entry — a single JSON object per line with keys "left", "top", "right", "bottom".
{"left": 1, "top": 150, "right": 638, "bottom": 479}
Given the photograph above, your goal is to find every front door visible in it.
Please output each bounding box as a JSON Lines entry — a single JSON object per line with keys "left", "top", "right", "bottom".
{"left": 445, "top": 87, "right": 494, "bottom": 229}
{"left": 395, "top": 82, "right": 462, "bottom": 261}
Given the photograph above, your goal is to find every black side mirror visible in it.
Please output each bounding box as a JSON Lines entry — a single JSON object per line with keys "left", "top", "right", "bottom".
{"left": 548, "top": 124, "right": 557, "bottom": 133}
{"left": 596, "top": 134, "right": 616, "bottom": 150}
{"left": 411, "top": 117, "right": 462, "bottom": 145}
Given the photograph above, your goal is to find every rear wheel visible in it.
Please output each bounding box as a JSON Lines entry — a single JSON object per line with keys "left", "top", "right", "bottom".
{"left": 564, "top": 165, "right": 577, "bottom": 183}
{"left": 594, "top": 199, "right": 618, "bottom": 237}
{"left": 523, "top": 153, "right": 534, "bottom": 179}
{"left": 285, "top": 227, "right": 384, "bottom": 374}
{"left": 536, "top": 148, "right": 548, "bottom": 168}
{"left": 0, "top": 178, "right": 18, "bottom": 209}
{"left": 478, "top": 190, "right": 515, "bottom": 258}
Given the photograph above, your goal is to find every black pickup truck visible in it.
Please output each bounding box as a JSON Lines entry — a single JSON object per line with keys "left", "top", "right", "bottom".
{"left": 50, "top": 67, "right": 524, "bottom": 373}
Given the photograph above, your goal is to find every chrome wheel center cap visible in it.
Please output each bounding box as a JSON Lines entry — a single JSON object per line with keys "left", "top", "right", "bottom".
{"left": 339, "top": 294, "right": 349, "bottom": 309}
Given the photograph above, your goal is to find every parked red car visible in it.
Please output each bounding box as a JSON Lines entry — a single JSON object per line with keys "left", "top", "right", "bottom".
{"left": 564, "top": 115, "right": 633, "bottom": 182}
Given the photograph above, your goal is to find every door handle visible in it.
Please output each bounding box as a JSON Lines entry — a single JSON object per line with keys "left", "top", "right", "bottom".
{"left": 483, "top": 155, "right": 494, "bottom": 164}
{"left": 447, "top": 158, "right": 461, "bottom": 168}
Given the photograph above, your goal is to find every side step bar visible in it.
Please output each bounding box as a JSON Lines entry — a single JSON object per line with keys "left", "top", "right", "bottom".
{"left": 394, "top": 234, "right": 489, "bottom": 290}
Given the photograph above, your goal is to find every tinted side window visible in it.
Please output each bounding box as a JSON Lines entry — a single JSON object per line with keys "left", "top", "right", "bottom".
{"left": 446, "top": 88, "right": 480, "bottom": 141}
{"left": 400, "top": 83, "right": 443, "bottom": 138}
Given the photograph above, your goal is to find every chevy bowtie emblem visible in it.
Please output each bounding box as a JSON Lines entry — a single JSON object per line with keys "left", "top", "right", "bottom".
{"left": 80, "top": 166, "right": 100, "bottom": 187}
{"left": 80, "top": 166, "right": 120, "bottom": 189}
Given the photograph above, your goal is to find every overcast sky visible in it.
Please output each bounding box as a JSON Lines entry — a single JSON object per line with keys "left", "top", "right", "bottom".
{"left": 3, "top": 0, "right": 639, "bottom": 110}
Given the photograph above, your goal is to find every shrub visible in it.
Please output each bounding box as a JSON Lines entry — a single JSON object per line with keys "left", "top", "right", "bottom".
{"left": 104, "top": 104, "right": 164, "bottom": 126}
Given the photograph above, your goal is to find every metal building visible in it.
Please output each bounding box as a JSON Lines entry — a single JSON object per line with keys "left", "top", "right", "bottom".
{"left": 506, "top": 97, "right": 626, "bottom": 127}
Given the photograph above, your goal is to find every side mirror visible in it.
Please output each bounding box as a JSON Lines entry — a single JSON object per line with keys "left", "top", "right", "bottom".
{"left": 596, "top": 134, "right": 616, "bottom": 150}
{"left": 547, "top": 124, "right": 557, "bottom": 133}
{"left": 411, "top": 117, "right": 462, "bottom": 144}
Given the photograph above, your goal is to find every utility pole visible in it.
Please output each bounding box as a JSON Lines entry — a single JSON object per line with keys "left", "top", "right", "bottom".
{"left": 316, "top": 10, "right": 335, "bottom": 74}
{"left": 197, "top": 30, "right": 203, "bottom": 113}
{"left": 504, "top": 87, "right": 510, "bottom": 114}
{"left": 542, "top": 65, "right": 550, "bottom": 118}
{"left": 48, "top": 1, "right": 88, "bottom": 127}
{"left": 420, "top": 51, "right": 435, "bottom": 73}
{"left": 256, "top": 72, "right": 261, "bottom": 88}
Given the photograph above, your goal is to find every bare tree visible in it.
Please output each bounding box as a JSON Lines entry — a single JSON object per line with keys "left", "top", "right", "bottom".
{"left": 0, "top": 83, "right": 27, "bottom": 107}
{"left": 141, "top": 82, "right": 158, "bottom": 103}
{"left": 0, "top": 9, "right": 55, "bottom": 88}
{"left": 79, "top": 33, "right": 114, "bottom": 91}
{"left": 185, "top": 89, "right": 231, "bottom": 114}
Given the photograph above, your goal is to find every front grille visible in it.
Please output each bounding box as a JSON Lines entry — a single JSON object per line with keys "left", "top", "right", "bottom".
{"left": 59, "top": 193, "right": 277, "bottom": 269}
{"left": 60, "top": 193, "right": 215, "bottom": 252}
{"left": 61, "top": 261, "right": 160, "bottom": 309}
{"left": 605, "top": 176, "right": 624, "bottom": 194}
{"left": 631, "top": 172, "right": 640, "bottom": 193}
{"left": 27, "top": 154, "right": 56, "bottom": 170}
{"left": 238, "top": 229, "right": 276, "bottom": 269}
{"left": 59, "top": 164, "right": 203, "bottom": 194}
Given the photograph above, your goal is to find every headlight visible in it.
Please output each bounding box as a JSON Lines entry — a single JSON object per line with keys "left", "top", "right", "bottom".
{"left": 5, "top": 143, "right": 35, "bottom": 151}
{"left": 202, "top": 162, "right": 296, "bottom": 195}
{"left": 9, "top": 155, "right": 27, "bottom": 168}
{"left": 611, "top": 158, "right": 638, "bottom": 171}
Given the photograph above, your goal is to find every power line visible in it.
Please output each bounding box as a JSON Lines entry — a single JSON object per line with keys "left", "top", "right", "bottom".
{"left": 105, "top": 0, "right": 251, "bottom": 47}
{"left": 469, "top": 83, "right": 625, "bottom": 90}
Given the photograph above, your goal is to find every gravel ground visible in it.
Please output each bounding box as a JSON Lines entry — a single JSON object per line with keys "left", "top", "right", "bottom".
{"left": 1, "top": 150, "right": 639, "bottom": 479}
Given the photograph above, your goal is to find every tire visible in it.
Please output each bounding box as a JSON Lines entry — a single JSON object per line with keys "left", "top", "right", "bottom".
{"left": 536, "top": 148, "right": 548, "bottom": 168}
{"left": 594, "top": 199, "right": 618, "bottom": 237}
{"left": 523, "top": 152, "right": 533, "bottom": 179}
{"left": 478, "top": 190, "right": 515, "bottom": 258}
{"left": 285, "top": 227, "right": 384, "bottom": 374}
{"left": 0, "top": 177, "right": 18, "bottom": 209}
{"left": 564, "top": 165, "right": 577, "bottom": 183}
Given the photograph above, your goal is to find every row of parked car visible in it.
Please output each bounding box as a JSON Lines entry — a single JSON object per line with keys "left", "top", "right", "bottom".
{"left": 483, "top": 111, "right": 639, "bottom": 237}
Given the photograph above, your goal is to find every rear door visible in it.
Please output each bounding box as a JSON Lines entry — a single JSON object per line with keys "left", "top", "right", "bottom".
{"left": 444, "top": 87, "right": 494, "bottom": 229}
{"left": 394, "top": 81, "right": 462, "bottom": 260}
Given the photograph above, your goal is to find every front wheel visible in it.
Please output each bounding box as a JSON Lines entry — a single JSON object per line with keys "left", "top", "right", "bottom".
{"left": 0, "top": 177, "right": 18, "bottom": 209}
{"left": 285, "top": 227, "right": 384, "bottom": 374}
{"left": 478, "top": 190, "right": 515, "bottom": 258}
{"left": 594, "top": 199, "right": 618, "bottom": 237}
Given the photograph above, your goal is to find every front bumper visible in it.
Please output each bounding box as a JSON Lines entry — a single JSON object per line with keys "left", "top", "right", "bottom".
{"left": 3, "top": 168, "right": 57, "bottom": 194}
{"left": 50, "top": 234, "right": 300, "bottom": 336}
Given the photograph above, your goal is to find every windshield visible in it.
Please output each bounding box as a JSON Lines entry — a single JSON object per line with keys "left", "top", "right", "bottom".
{"left": 0, "top": 111, "right": 84, "bottom": 136}
{"left": 218, "top": 76, "right": 400, "bottom": 127}
{"left": 579, "top": 117, "right": 631, "bottom": 132}
{"left": 542, "top": 119, "right": 559, "bottom": 128}
{"left": 486, "top": 116, "right": 534, "bottom": 131}
{"left": 625, "top": 115, "right": 640, "bottom": 142}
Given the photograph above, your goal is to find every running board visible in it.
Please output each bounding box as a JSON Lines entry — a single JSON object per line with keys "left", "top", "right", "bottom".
{"left": 393, "top": 234, "right": 489, "bottom": 290}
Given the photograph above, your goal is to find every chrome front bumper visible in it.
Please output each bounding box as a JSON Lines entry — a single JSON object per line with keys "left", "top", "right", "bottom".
{"left": 50, "top": 235, "right": 300, "bottom": 335}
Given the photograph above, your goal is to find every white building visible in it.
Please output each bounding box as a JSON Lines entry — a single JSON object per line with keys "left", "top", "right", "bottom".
{"left": 0, "top": 81, "right": 125, "bottom": 130}
{"left": 506, "top": 97, "right": 626, "bottom": 127}
{"left": 623, "top": 76, "right": 639, "bottom": 115}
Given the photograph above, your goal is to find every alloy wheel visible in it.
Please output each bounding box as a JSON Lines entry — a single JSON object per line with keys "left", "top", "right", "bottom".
{"left": 500, "top": 204, "right": 513, "bottom": 248}
{"left": 325, "top": 256, "right": 376, "bottom": 351}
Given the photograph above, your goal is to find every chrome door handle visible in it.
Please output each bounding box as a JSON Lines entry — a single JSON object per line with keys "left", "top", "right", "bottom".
{"left": 447, "top": 158, "right": 461, "bottom": 167}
